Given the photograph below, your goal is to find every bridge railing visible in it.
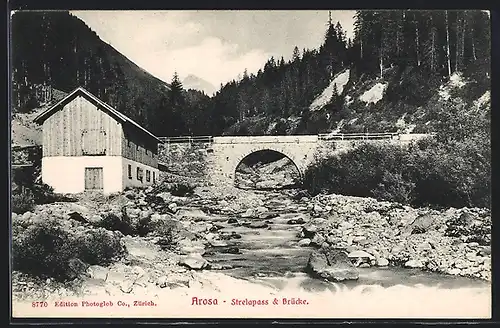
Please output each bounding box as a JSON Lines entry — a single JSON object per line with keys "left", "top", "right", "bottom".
{"left": 318, "top": 132, "right": 400, "bottom": 141}
{"left": 159, "top": 133, "right": 404, "bottom": 144}
{"left": 158, "top": 136, "right": 214, "bottom": 144}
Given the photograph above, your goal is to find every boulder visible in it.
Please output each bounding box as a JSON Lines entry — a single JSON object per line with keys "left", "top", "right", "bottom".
{"left": 179, "top": 254, "right": 209, "bottom": 270}
{"left": 67, "top": 258, "right": 89, "bottom": 280}
{"left": 209, "top": 240, "right": 228, "bottom": 247}
{"left": 86, "top": 265, "right": 109, "bottom": 280}
{"left": 179, "top": 245, "right": 205, "bottom": 255}
{"left": 348, "top": 250, "right": 374, "bottom": 266}
{"left": 410, "top": 214, "right": 436, "bottom": 234}
{"left": 298, "top": 238, "right": 311, "bottom": 247}
{"left": 313, "top": 205, "right": 323, "bottom": 213}
{"left": 287, "top": 217, "right": 306, "bottom": 225}
{"left": 306, "top": 247, "right": 359, "bottom": 282}
{"left": 348, "top": 250, "right": 374, "bottom": 260}
{"left": 156, "top": 276, "right": 169, "bottom": 288}
{"left": 478, "top": 246, "right": 491, "bottom": 256}
{"left": 214, "top": 246, "right": 241, "bottom": 254}
{"left": 311, "top": 234, "right": 326, "bottom": 247}
{"left": 376, "top": 258, "right": 389, "bottom": 267}
{"left": 258, "top": 212, "right": 279, "bottom": 220}
{"left": 255, "top": 206, "right": 268, "bottom": 214}
{"left": 241, "top": 209, "right": 255, "bottom": 218}
{"left": 302, "top": 223, "right": 318, "bottom": 238}
{"left": 352, "top": 236, "right": 367, "bottom": 243}
{"left": 124, "top": 190, "right": 136, "bottom": 199}
{"left": 220, "top": 232, "right": 242, "bottom": 240}
{"left": 21, "top": 211, "right": 32, "bottom": 220}
{"left": 404, "top": 259, "right": 424, "bottom": 268}
{"left": 68, "top": 212, "right": 89, "bottom": 224}
{"left": 248, "top": 222, "right": 269, "bottom": 229}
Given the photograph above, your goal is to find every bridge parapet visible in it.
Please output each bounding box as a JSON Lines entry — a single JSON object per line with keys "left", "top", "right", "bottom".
{"left": 158, "top": 133, "right": 432, "bottom": 145}
{"left": 212, "top": 135, "right": 318, "bottom": 144}
{"left": 318, "top": 132, "right": 400, "bottom": 141}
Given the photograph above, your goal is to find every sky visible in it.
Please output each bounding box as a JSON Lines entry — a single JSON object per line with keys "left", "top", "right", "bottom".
{"left": 71, "top": 10, "right": 356, "bottom": 88}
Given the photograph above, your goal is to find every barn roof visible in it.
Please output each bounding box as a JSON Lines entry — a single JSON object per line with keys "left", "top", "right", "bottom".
{"left": 33, "top": 87, "right": 159, "bottom": 142}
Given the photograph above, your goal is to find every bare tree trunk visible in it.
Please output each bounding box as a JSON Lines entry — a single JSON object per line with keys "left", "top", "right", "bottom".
{"left": 461, "top": 18, "right": 466, "bottom": 68}
{"left": 471, "top": 27, "right": 477, "bottom": 61}
{"left": 455, "top": 14, "right": 460, "bottom": 73}
{"left": 380, "top": 49, "right": 383, "bottom": 78}
{"left": 431, "top": 29, "right": 436, "bottom": 72}
{"left": 415, "top": 22, "right": 421, "bottom": 66}
{"left": 360, "top": 38, "right": 363, "bottom": 59}
{"left": 445, "top": 10, "right": 452, "bottom": 77}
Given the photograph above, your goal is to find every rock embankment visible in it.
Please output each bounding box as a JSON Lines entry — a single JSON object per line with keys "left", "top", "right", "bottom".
{"left": 11, "top": 184, "right": 491, "bottom": 301}
{"left": 295, "top": 193, "right": 491, "bottom": 281}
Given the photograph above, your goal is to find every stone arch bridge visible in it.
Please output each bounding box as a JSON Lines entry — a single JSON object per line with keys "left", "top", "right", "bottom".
{"left": 158, "top": 133, "right": 430, "bottom": 186}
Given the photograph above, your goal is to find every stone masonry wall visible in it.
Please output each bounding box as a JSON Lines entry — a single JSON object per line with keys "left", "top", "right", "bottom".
{"left": 158, "top": 142, "right": 211, "bottom": 178}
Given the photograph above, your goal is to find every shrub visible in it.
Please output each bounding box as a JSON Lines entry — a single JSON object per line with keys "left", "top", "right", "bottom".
{"left": 169, "top": 183, "right": 195, "bottom": 197}
{"left": 13, "top": 218, "right": 128, "bottom": 281}
{"left": 96, "top": 209, "right": 136, "bottom": 236}
{"left": 304, "top": 136, "right": 490, "bottom": 209}
{"left": 31, "top": 182, "right": 58, "bottom": 204}
{"left": 137, "top": 214, "right": 182, "bottom": 250}
{"left": 372, "top": 171, "right": 415, "bottom": 204}
{"left": 12, "top": 219, "right": 80, "bottom": 281}
{"left": 303, "top": 143, "right": 411, "bottom": 200}
{"left": 75, "top": 228, "right": 126, "bottom": 266}
{"left": 12, "top": 190, "right": 35, "bottom": 214}
{"left": 136, "top": 215, "right": 152, "bottom": 237}
{"left": 408, "top": 138, "right": 490, "bottom": 208}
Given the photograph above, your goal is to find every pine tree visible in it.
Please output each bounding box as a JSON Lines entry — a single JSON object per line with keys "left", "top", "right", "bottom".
{"left": 445, "top": 10, "right": 452, "bottom": 77}
{"left": 167, "top": 72, "right": 187, "bottom": 135}
{"left": 292, "top": 46, "right": 301, "bottom": 62}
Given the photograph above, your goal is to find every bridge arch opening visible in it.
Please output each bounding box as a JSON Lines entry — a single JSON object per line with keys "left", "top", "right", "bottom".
{"left": 234, "top": 149, "right": 302, "bottom": 190}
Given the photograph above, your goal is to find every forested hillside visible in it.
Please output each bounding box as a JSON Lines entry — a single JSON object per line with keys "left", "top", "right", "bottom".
{"left": 11, "top": 10, "right": 490, "bottom": 138}
{"left": 11, "top": 11, "right": 208, "bottom": 137}
{"left": 201, "top": 10, "right": 490, "bottom": 136}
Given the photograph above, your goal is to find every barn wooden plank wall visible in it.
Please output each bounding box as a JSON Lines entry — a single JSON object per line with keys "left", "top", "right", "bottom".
{"left": 122, "top": 128, "right": 158, "bottom": 168}
{"left": 43, "top": 96, "right": 122, "bottom": 157}
{"left": 42, "top": 94, "right": 158, "bottom": 169}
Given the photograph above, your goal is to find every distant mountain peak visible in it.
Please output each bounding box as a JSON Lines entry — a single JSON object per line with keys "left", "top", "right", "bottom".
{"left": 182, "top": 75, "right": 216, "bottom": 96}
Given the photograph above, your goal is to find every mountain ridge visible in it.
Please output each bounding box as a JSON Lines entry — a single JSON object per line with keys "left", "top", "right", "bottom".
{"left": 182, "top": 74, "right": 216, "bottom": 96}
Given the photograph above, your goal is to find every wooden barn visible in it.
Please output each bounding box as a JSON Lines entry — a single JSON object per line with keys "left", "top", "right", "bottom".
{"left": 34, "top": 87, "right": 160, "bottom": 194}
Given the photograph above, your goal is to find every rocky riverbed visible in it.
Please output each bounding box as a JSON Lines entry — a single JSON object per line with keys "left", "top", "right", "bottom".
{"left": 11, "top": 184, "right": 491, "bottom": 317}
{"left": 235, "top": 156, "right": 300, "bottom": 189}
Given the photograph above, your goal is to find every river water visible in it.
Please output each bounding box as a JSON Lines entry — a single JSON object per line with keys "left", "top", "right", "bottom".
{"left": 192, "top": 192, "right": 491, "bottom": 318}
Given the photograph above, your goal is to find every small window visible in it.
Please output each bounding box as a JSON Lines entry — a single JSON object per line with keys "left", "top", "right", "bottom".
{"left": 137, "top": 167, "right": 143, "bottom": 181}
{"left": 146, "top": 170, "right": 150, "bottom": 182}
{"left": 153, "top": 171, "right": 155, "bottom": 184}
{"left": 128, "top": 164, "right": 132, "bottom": 179}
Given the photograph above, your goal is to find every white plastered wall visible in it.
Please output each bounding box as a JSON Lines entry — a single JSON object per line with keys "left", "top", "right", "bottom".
{"left": 41, "top": 156, "right": 123, "bottom": 194}
{"left": 122, "top": 157, "right": 159, "bottom": 189}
